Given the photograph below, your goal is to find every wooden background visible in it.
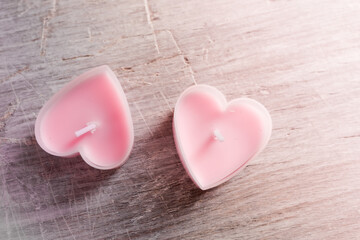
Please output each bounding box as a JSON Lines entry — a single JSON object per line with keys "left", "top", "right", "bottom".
{"left": 1, "top": 0, "right": 360, "bottom": 239}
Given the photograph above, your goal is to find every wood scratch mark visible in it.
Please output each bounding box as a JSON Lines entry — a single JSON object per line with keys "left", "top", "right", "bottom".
{"left": 0, "top": 100, "right": 20, "bottom": 132}
{"left": 207, "top": 35, "right": 214, "bottom": 44}
{"left": 98, "top": 39, "right": 120, "bottom": 53}
{"left": 19, "top": 75, "right": 47, "bottom": 103}
{"left": 11, "top": 175, "right": 39, "bottom": 198}
{"left": 121, "top": 33, "right": 153, "bottom": 40}
{"left": 145, "top": 54, "right": 180, "bottom": 65}
{"left": 40, "top": 0, "right": 58, "bottom": 56}
{"left": 6, "top": 64, "right": 47, "bottom": 103}
{"left": 7, "top": 84, "right": 38, "bottom": 152}
{"left": 52, "top": 219, "right": 62, "bottom": 240}
{"left": 91, "top": 222, "right": 95, "bottom": 236}
{"left": 39, "top": 223, "right": 46, "bottom": 240}
{"left": 85, "top": 194, "right": 92, "bottom": 232}
{"left": 2, "top": 168, "right": 24, "bottom": 240}
{"left": 0, "top": 65, "right": 29, "bottom": 84}
{"left": 167, "top": 30, "right": 197, "bottom": 85}
{"left": 70, "top": 180, "right": 81, "bottom": 227}
{"left": 146, "top": 57, "right": 161, "bottom": 65}
{"left": 341, "top": 134, "right": 360, "bottom": 139}
{"left": 314, "top": 88, "right": 331, "bottom": 107}
{"left": 6, "top": 66, "right": 22, "bottom": 112}
{"left": 0, "top": 137, "right": 36, "bottom": 145}
{"left": 126, "top": 229, "right": 132, "bottom": 240}
{"left": 1, "top": 165, "right": 11, "bottom": 240}
{"left": 62, "top": 54, "right": 94, "bottom": 61}
{"left": 48, "top": 183, "right": 76, "bottom": 240}
{"left": 0, "top": 159, "right": 7, "bottom": 197}
{"left": 88, "top": 27, "right": 92, "bottom": 42}
{"left": 202, "top": 48, "right": 209, "bottom": 61}
{"left": 121, "top": 67, "right": 134, "bottom": 71}
{"left": 4, "top": 208, "right": 10, "bottom": 240}
{"left": 134, "top": 102, "right": 153, "bottom": 136}
{"left": 18, "top": 7, "right": 31, "bottom": 17}
{"left": 143, "top": 0, "right": 160, "bottom": 54}
{"left": 115, "top": 54, "right": 179, "bottom": 72}
{"left": 9, "top": 202, "right": 24, "bottom": 240}
{"left": 17, "top": 0, "right": 31, "bottom": 17}
{"left": 159, "top": 90, "right": 173, "bottom": 112}
{"left": 97, "top": 194, "right": 104, "bottom": 216}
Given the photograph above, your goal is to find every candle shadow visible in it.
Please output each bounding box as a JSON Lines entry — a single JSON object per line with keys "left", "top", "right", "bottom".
{"left": 124, "top": 112, "right": 206, "bottom": 224}
{"left": 2, "top": 113, "right": 207, "bottom": 238}
{"left": 2, "top": 135, "right": 116, "bottom": 208}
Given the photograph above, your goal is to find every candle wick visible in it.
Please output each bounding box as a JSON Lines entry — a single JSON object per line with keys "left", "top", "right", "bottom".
{"left": 213, "top": 129, "right": 224, "bottom": 142}
{"left": 75, "top": 122, "right": 97, "bottom": 137}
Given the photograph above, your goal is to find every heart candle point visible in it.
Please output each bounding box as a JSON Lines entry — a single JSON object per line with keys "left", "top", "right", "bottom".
{"left": 75, "top": 122, "right": 98, "bottom": 137}
{"left": 35, "top": 65, "right": 134, "bottom": 170}
{"left": 213, "top": 129, "right": 224, "bottom": 142}
{"left": 173, "top": 84, "right": 272, "bottom": 190}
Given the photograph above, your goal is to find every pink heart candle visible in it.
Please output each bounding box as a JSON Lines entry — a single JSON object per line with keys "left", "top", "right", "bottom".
{"left": 35, "top": 66, "right": 134, "bottom": 170}
{"left": 173, "top": 85, "right": 272, "bottom": 190}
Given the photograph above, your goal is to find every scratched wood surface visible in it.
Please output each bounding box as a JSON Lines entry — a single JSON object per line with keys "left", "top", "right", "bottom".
{"left": 1, "top": 0, "right": 360, "bottom": 239}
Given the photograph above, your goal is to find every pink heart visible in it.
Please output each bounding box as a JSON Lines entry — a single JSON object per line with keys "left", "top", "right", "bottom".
{"left": 35, "top": 66, "right": 134, "bottom": 169}
{"left": 173, "top": 85, "right": 272, "bottom": 190}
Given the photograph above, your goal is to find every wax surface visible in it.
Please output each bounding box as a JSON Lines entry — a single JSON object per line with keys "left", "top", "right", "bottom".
{"left": 173, "top": 85, "right": 272, "bottom": 190}
{"left": 35, "top": 66, "right": 133, "bottom": 169}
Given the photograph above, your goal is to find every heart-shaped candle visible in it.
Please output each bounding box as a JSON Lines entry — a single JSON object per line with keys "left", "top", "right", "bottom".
{"left": 173, "top": 85, "right": 272, "bottom": 190}
{"left": 35, "top": 66, "right": 134, "bottom": 169}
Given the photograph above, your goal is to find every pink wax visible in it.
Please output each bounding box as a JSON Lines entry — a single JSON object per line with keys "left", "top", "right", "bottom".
{"left": 35, "top": 66, "right": 134, "bottom": 169}
{"left": 173, "top": 85, "right": 272, "bottom": 190}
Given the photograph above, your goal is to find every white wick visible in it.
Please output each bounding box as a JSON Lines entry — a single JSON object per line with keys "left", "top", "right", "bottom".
{"left": 75, "top": 123, "right": 97, "bottom": 137}
{"left": 213, "top": 129, "right": 225, "bottom": 142}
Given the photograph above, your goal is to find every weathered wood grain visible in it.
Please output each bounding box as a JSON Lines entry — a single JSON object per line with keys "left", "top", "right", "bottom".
{"left": 1, "top": 0, "right": 360, "bottom": 239}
